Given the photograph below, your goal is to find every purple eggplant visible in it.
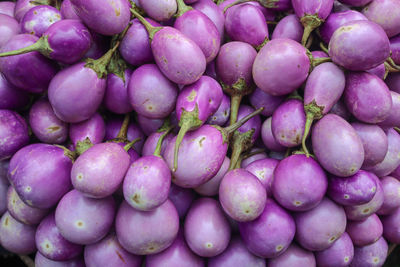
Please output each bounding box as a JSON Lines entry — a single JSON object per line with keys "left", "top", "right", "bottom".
{"left": 377, "top": 176, "right": 400, "bottom": 215}
{"left": 138, "top": 0, "right": 177, "bottom": 22}
{"left": 362, "top": 0, "right": 400, "bottom": 38}
{"left": 350, "top": 237, "right": 388, "bottom": 267}
{"left": 381, "top": 207, "right": 400, "bottom": 244}
{"left": 20, "top": 5, "right": 62, "bottom": 37}
{"left": 60, "top": 0, "right": 80, "bottom": 20}
{"left": 35, "top": 252, "right": 85, "bottom": 267}
{"left": 245, "top": 158, "right": 279, "bottom": 195}
{"left": 271, "top": 14, "right": 303, "bottom": 43}
{"left": 315, "top": 232, "right": 354, "bottom": 267}
{"left": 249, "top": 88, "right": 284, "bottom": 117}
{"left": 168, "top": 184, "right": 196, "bottom": 219}
{"left": 0, "top": 2, "right": 15, "bottom": 17}
{"left": 0, "top": 14, "right": 19, "bottom": 48}
{"left": 206, "top": 93, "right": 231, "bottom": 126}
{"left": 0, "top": 73, "right": 29, "bottom": 110}
{"left": 193, "top": 0, "right": 225, "bottom": 42}
{"left": 347, "top": 214, "right": 383, "bottom": 246}
{"left": 261, "top": 117, "right": 286, "bottom": 152}
{"left": 195, "top": 156, "right": 230, "bottom": 196}
{"left": 378, "top": 91, "right": 400, "bottom": 128}
{"left": 268, "top": 243, "right": 316, "bottom": 267}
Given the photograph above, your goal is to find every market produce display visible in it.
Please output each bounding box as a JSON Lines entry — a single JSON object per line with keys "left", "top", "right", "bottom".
{"left": 2, "top": 0, "right": 400, "bottom": 266}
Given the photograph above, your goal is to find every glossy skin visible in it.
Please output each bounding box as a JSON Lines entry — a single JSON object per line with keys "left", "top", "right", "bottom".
{"left": 29, "top": 99, "right": 68, "bottom": 144}
{"left": 35, "top": 253, "right": 85, "bottom": 267}
{"left": 138, "top": 0, "right": 177, "bottom": 22}
{"left": 329, "top": 20, "right": 390, "bottom": 71}
{"left": 208, "top": 236, "right": 265, "bottom": 267}
{"left": 268, "top": 243, "right": 316, "bottom": 267}
{"left": 381, "top": 207, "right": 400, "bottom": 243}
{"left": 55, "top": 190, "right": 115, "bottom": 245}
{"left": 225, "top": 4, "right": 268, "bottom": 47}
{"left": 175, "top": 9, "right": 220, "bottom": 63}
{"left": 273, "top": 154, "right": 328, "bottom": 211}
{"left": 69, "top": 113, "right": 105, "bottom": 147}
{"left": 21, "top": 5, "right": 62, "bottom": 37}
{"left": 295, "top": 197, "right": 347, "bottom": 251}
{"left": 350, "top": 237, "right": 388, "bottom": 267}
{"left": 377, "top": 176, "right": 400, "bottom": 215}
{"left": 312, "top": 114, "right": 364, "bottom": 177}
{"left": 320, "top": 10, "right": 367, "bottom": 44}
{"left": 152, "top": 27, "right": 206, "bottom": 85}
{"left": 241, "top": 148, "right": 267, "bottom": 168}
{"left": 0, "top": 14, "right": 19, "bottom": 48}
{"left": 271, "top": 14, "right": 302, "bottom": 43}
{"left": 0, "top": 73, "right": 29, "bottom": 110}
{"left": 261, "top": 117, "right": 286, "bottom": 152}
{"left": 193, "top": 0, "right": 225, "bottom": 42}
{"left": 253, "top": 38, "right": 310, "bottom": 96}
{"left": 378, "top": 91, "right": 400, "bottom": 127}
{"left": 347, "top": 214, "right": 383, "bottom": 246}
{"left": 206, "top": 94, "right": 230, "bottom": 126}
{"left": 164, "top": 125, "right": 227, "bottom": 188}
{"left": 195, "top": 156, "right": 230, "bottom": 196}
{"left": 328, "top": 170, "right": 378, "bottom": 206}
{"left": 304, "top": 62, "right": 346, "bottom": 114}
{"left": 14, "top": 0, "right": 36, "bottom": 21}
{"left": 71, "top": 143, "right": 130, "bottom": 198}
{"left": 36, "top": 213, "right": 83, "bottom": 261}
{"left": 352, "top": 123, "right": 388, "bottom": 167}
{"left": 70, "top": 0, "right": 131, "bottom": 36}
{"left": 344, "top": 72, "right": 392, "bottom": 124}
{"left": 146, "top": 230, "right": 204, "bottom": 267}
{"left": 245, "top": 158, "right": 279, "bottom": 196}
{"left": 142, "top": 131, "right": 173, "bottom": 156}
{"left": 123, "top": 155, "right": 171, "bottom": 211}
{"left": 48, "top": 62, "right": 105, "bottom": 123}
{"left": 7, "top": 186, "right": 48, "bottom": 225}
{"left": 363, "top": 0, "right": 400, "bottom": 38}
{"left": 60, "top": 0, "right": 80, "bottom": 20}
{"left": 315, "top": 232, "right": 354, "bottom": 267}
{"left": 0, "top": 110, "right": 29, "bottom": 160}
{"left": 119, "top": 18, "right": 160, "bottom": 66}
{"left": 44, "top": 19, "right": 92, "bottom": 64}
{"left": 0, "top": 211, "right": 36, "bottom": 254}
{"left": 249, "top": 88, "right": 284, "bottom": 117}
{"left": 8, "top": 144, "right": 72, "bottom": 209}
{"left": 239, "top": 198, "right": 295, "bottom": 258}
{"left": 129, "top": 64, "right": 177, "bottom": 119}
{"left": 0, "top": 34, "right": 57, "bottom": 93}
{"left": 219, "top": 168, "right": 266, "bottom": 222}
{"left": 184, "top": 198, "right": 231, "bottom": 257}
{"left": 105, "top": 69, "right": 133, "bottom": 114}
{"left": 0, "top": 2, "right": 15, "bottom": 17}
{"left": 116, "top": 200, "right": 179, "bottom": 255}
{"left": 344, "top": 175, "right": 384, "bottom": 221}
{"left": 216, "top": 41, "right": 257, "bottom": 89}
{"left": 168, "top": 184, "right": 196, "bottom": 219}
{"left": 292, "top": 0, "right": 333, "bottom": 19}
{"left": 364, "top": 128, "right": 400, "bottom": 177}
{"left": 271, "top": 99, "right": 306, "bottom": 147}
{"left": 84, "top": 232, "right": 142, "bottom": 267}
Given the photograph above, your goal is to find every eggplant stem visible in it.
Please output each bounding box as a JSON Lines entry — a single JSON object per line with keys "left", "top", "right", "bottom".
{"left": 117, "top": 114, "right": 130, "bottom": 140}
{"left": 154, "top": 125, "right": 174, "bottom": 157}
{"left": 229, "top": 94, "right": 243, "bottom": 126}
{"left": 225, "top": 107, "right": 264, "bottom": 135}
{"left": 130, "top": 8, "right": 162, "bottom": 40}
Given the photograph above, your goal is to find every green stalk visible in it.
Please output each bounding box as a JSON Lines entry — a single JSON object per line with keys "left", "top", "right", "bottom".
{"left": 224, "top": 107, "right": 264, "bottom": 135}
{"left": 0, "top": 36, "right": 53, "bottom": 58}
{"left": 124, "top": 138, "right": 142, "bottom": 152}
{"left": 117, "top": 114, "right": 130, "bottom": 140}
{"left": 176, "top": 0, "right": 193, "bottom": 17}
{"left": 85, "top": 40, "right": 121, "bottom": 79}
{"left": 154, "top": 126, "right": 174, "bottom": 157}
{"left": 130, "top": 8, "right": 162, "bottom": 40}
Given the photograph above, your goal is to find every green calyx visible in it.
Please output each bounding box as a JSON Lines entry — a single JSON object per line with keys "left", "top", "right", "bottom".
{"left": 154, "top": 125, "right": 174, "bottom": 157}
{"left": 85, "top": 41, "right": 121, "bottom": 79}
{"left": 305, "top": 100, "right": 324, "bottom": 120}
{"left": 123, "top": 138, "right": 142, "bottom": 152}
{"left": 176, "top": 0, "right": 193, "bottom": 17}
{"left": 55, "top": 145, "right": 77, "bottom": 162}
{"left": 302, "top": 100, "right": 325, "bottom": 157}
{"left": 107, "top": 50, "right": 128, "bottom": 82}
{"left": 75, "top": 137, "right": 94, "bottom": 155}
{"left": 0, "top": 35, "right": 53, "bottom": 59}
{"left": 173, "top": 106, "right": 204, "bottom": 172}
{"left": 300, "top": 14, "right": 324, "bottom": 46}
{"left": 306, "top": 50, "right": 332, "bottom": 71}
{"left": 130, "top": 8, "right": 162, "bottom": 41}
{"left": 256, "top": 36, "right": 269, "bottom": 51}
{"left": 229, "top": 129, "right": 255, "bottom": 170}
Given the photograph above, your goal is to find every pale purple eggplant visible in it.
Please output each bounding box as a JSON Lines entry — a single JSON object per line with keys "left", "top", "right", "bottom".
{"left": 302, "top": 62, "right": 345, "bottom": 155}
{"left": 261, "top": 117, "right": 286, "bottom": 152}
{"left": 193, "top": 0, "right": 225, "bottom": 42}
{"left": 55, "top": 189, "right": 115, "bottom": 245}
{"left": 104, "top": 69, "right": 133, "bottom": 114}
{"left": 219, "top": 168, "right": 266, "bottom": 222}
{"left": 84, "top": 232, "right": 142, "bottom": 267}
{"left": 245, "top": 158, "right": 279, "bottom": 195}
{"left": 271, "top": 14, "right": 303, "bottom": 43}
{"left": 70, "top": 0, "right": 131, "bottom": 36}
{"left": 131, "top": 8, "right": 206, "bottom": 85}
{"left": 195, "top": 156, "right": 230, "bottom": 196}
{"left": 238, "top": 198, "right": 295, "bottom": 258}
{"left": 128, "top": 64, "right": 178, "bottom": 119}
{"left": 390, "top": 34, "right": 400, "bottom": 65}
{"left": 29, "top": 98, "right": 68, "bottom": 144}
{"left": 292, "top": 0, "right": 334, "bottom": 45}
{"left": 206, "top": 93, "right": 231, "bottom": 126}
{"left": 315, "top": 232, "right": 354, "bottom": 267}
{"left": 268, "top": 243, "right": 316, "bottom": 267}
{"left": 174, "top": 0, "right": 220, "bottom": 63}
{"left": 347, "top": 214, "right": 383, "bottom": 246}
{"left": 272, "top": 154, "right": 328, "bottom": 211}
{"left": 329, "top": 20, "right": 390, "bottom": 71}
{"left": 0, "top": 2, "right": 15, "bottom": 17}
{"left": 138, "top": 0, "right": 177, "bottom": 22}
{"left": 377, "top": 176, "right": 400, "bottom": 215}
{"left": 0, "top": 110, "right": 29, "bottom": 160}
{"left": 84, "top": 31, "right": 107, "bottom": 60}
{"left": 35, "top": 252, "right": 85, "bottom": 267}
{"left": 36, "top": 212, "right": 83, "bottom": 261}
{"left": 142, "top": 129, "right": 173, "bottom": 156}
{"left": 146, "top": 230, "right": 204, "bottom": 267}
{"left": 0, "top": 73, "right": 29, "bottom": 110}
{"left": 21, "top": 5, "right": 62, "bottom": 37}
{"left": 312, "top": 114, "right": 364, "bottom": 177}
{"left": 0, "top": 34, "right": 57, "bottom": 93}
{"left": 320, "top": 10, "right": 367, "bottom": 44}
{"left": 312, "top": 50, "right": 328, "bottom": 58}
{"left": 184, "top": 198, "right": 231, "bottom": 257}
{"left": 249, "top": 88, "right": 284, "bottom": 117}
{"left": 241, "top": 148, "right": 267, "bottom": 168}
{"left": 60, "top": 0, "right": 80, "bottom": 20}
{"left": 329, "top": 99, "right": 351, "bottom": 120}
{"left": 0, "top": 211, "right": 36, "bottom": 254}
{"left": 137, "top": 115, "right": 164, "bottom": 136}
{"left": 363, "top": 0, "right": 400, "bottom": 38}
{"left": 328, "top": 170, "right": 378, "bottom": 206}
{"left": 14, "top": 0, "right": 39, "bottom": 21}
{"left": 168, "top": 184, "right": 196, "bottom": 219}
{"left": 295, "top": 197, "right": 347, "bottom": 251}
{"left": 378, "top": 91, "right": 400, "bottom": 127}
{"left": 351, "top": 237, "right": 388, "bottom": 267}
{"left": 116, "top": 199, "right": 179, "bottom": 255}
{"left": 271, "top": 99, "right": 306, "bottom": 148}
{"left": 0, "top": 14, "right": 19, "bottom": 48}
{"left": 381, "top": 207, "right": 400, "bottom": 244}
